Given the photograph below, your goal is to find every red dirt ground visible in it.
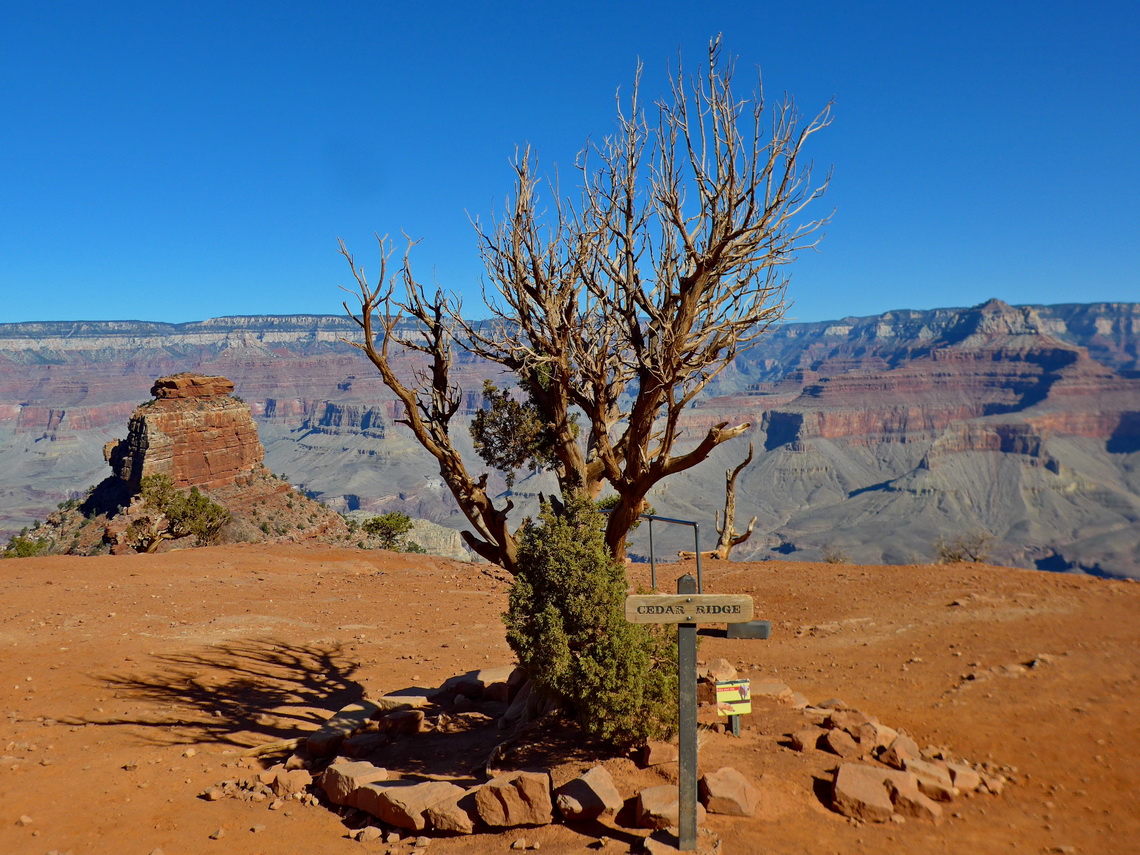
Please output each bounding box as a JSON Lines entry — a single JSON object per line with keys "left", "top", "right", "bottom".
{"left": 1, "top": 544, "right": 1137, "bottom": 854}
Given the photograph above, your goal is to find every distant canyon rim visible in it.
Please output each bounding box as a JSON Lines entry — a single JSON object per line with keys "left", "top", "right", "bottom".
{"left": 1, "top": 298, "right": 1137, "bottom": 577}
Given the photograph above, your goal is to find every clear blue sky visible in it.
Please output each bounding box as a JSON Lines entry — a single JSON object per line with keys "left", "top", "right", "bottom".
{"left": 1, "top": 1, "right": 1136, "bottom": 324}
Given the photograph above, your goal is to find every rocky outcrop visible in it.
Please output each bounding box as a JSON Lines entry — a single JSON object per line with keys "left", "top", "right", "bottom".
{"left": 104, "top": 373, "right": 264, "bottom": 492}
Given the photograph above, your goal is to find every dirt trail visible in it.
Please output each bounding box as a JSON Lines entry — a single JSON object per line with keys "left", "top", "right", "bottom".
{"left": 1, "top": 544, "right": 1136, "bottom": 854}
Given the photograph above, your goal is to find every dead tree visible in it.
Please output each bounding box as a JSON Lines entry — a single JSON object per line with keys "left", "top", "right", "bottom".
{"left": 679, "top": 442, "right": 757, "bottom": 560}
{"left": 342, "top": 38, "right": 830, "bottom": 570}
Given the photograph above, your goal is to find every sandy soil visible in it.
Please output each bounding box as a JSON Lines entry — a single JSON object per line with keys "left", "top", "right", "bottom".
{"left": 1, "top": 544, "right": 1137, "bottom": 854}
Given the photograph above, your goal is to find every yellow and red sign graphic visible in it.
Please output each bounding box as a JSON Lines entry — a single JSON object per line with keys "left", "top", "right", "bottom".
{"left": 715, "top": 679, "right": 751, "bottom": 716}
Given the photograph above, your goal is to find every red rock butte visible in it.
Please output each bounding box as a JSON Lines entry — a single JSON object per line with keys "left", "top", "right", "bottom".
{"left": 104, "top": 372, "right": 264, "bottom": 492}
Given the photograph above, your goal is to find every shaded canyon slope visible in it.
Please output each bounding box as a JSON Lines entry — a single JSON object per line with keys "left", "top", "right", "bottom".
{"left": 1, "top": 300, "right": 1137, "bottom": 577}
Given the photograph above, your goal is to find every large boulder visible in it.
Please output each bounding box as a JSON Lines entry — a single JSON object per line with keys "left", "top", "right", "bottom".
{"left": 475, "top": 771, "right": 553, "bottom": 828}
{"left": 699, "top": 767, "right": 759, "bottom": 817}
{"left": 831, "top": 764, "right": 895, "bottom": 823}
{"left": 635, "top": 785, "right": 707, "bottom": 830}
{"left": 555, "top": 766, "right": 624, "bottom": 821}
{"left": 320, "top": 760, "right": 390, "bottom": 806}
{"left": 353, "top": 780, "right": 466, "bottom": 831}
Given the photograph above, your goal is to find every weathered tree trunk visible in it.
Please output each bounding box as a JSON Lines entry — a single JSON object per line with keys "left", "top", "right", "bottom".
{"left": 678, "top": 443, "right": 757, "bottom": 561}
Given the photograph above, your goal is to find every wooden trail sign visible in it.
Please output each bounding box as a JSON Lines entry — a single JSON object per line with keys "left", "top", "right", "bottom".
{"left": 626, "top": 578, "right": 756, "bottom": 851}
{"left": 624, "top": 593, "right": 754, "bottom": 624}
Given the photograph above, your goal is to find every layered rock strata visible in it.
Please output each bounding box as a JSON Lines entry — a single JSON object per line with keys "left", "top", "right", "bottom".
{"left": 104, "top": 373, "right": 264, "bottom": 492}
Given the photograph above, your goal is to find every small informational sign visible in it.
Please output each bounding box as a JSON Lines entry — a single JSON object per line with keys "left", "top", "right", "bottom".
{"left": 716, "top": 680, "right": 752, "bottom": 716}
{"left": 624, "top": 593, "right": 755, "bottom": 624}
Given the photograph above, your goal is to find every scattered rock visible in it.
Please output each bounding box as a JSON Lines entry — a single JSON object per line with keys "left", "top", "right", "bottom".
{"left": 355, "top": 780, "right": 466, "bottom": 831}
{"left": 268, "top": 766, "right": 312, "bottom": 797}
{"left": 881, "top": 733, "right": 919, "bottom": 769}
{"left": 750, "top": 681, "right": 795, "bottom": 703}
{"left": 372, "top": 688, "right": 443, "bottom": 714}
{"left": 790, "top": 727, "right": 824, "bottom": 752}
{"left": 476, "top": 771, "right": 553, "bottom": 828}
{"left": 947, "top": 762, "right": 982, "bottom": 793}
{"left": 832, "top": 764, "right": 894, "bottom": 823}
{"left": 702, "top": 658, "right": 737, "bottom": 682}
{"left": 635, "top": 784, "right": 707, "bottom": 830}
{"left": 354, "top": 826, "right": 383, "bottom": 842}
{"left": 825, "top": 710, "right": 873, "bottom": 732}
{"left": 321, "top": 760, "right": 391, "bottom": 806}
{"left": 306, "top": 701, "right": 381, "bottom": 757}
{"left": 822, "top": 729, "right": 861, "bottom": 758}
{"left": 342, "top": 730, "right": 392, "bottom": 758}
{"left": 555, "top": 765, "right": 624, "bottom": 821}
{"left": 424, "top": 787, "right": 479, "bottom": 835}
{"left": 981, "top": 773, "right": 1005, "bottom": 795}
{"left": 638, "top": 741, "right": 678, "bottom": 767}
{"left": 699, "top": 766, "right": 759, "bottom": 816}
{"left": 377, "top": 708, "right": 428, "bottom": 735}
{"left": 16, "top": 815, "right": 33, "bottom": 826}
{"left": 209, "top": 827, "right": 226, "bottom": 840}
{"left": 886, "top": 774, "right": 944, "bottom": 824}
{"left": 868, "top": 722, "right": 899, "bottom": 750}
{"left": 903, "top": 758, "right": 957, "bottom": 801}
{"left": 511, "top": 839, "right": 527, "bottom": 850}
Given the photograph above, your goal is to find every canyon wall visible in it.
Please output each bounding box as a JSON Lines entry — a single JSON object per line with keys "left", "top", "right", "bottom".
{"left": 1, "top": 301, "right": 1137, "bottom": 577}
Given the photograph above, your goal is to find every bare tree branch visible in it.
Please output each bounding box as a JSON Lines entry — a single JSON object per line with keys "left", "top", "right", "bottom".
{"left": 341, "top": 38, "right": 830, "bottom": 563}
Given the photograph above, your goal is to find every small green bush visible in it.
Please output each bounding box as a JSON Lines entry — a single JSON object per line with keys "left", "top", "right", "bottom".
{"left": 362, "top": 511, "right": 416, "bottom": 550}
{"left": 504, "top": 496, "right": 677, "bottom": 748}
{"left": 132, "top": 475, "right": 230, "bottom": 551}
{"left": 3, "top": 535, "right": 52, "bottom": 559}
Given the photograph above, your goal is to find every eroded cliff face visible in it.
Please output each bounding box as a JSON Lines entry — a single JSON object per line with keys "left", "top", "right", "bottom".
{"left": 0, "top": 302, "right": 1137, "bottom": 576}
{"left": 104, "top": 373, "right": 264, "bottom": 492}
{"left": 760, "top": 300, "right": 1139, "bottom": 450}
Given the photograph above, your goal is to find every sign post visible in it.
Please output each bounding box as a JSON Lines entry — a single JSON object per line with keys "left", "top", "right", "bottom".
{"left": 676, "top": 574, "right": 698, "bottom": 851}
{"left": 626, "top": 577, "right": 755, "bottom": 851}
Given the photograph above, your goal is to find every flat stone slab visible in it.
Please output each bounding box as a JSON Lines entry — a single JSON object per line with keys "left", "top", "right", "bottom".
{"left": 306, "top": 700, "right": 381, "bottom": 757}
{"left": 320, "top": 760, "right": 390, "bottom": 806}
{"left": 354, "top": 780, "right": 466, "bottom": 831}
{"left": 371, "top": 688, "right": 443, "bottom": 714}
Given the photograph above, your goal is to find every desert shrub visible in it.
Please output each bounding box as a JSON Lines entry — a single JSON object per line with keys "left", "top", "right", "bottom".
{"left": 362, "top": 511, "right": 416, "bottom": 550}
{"left": 3, "top": 535, "right": 52, "bottom": 558}
{"left": 821, "top": 541, "right": 849, "bottom": 564}
{"left": 934, "top": 529, "right": 993, "bottom": 564}
{"left": 132, "top": 475, "right": 230, "bottom": 552}
{"left": 504, "top": 496, "right": 677, "bottom": 749}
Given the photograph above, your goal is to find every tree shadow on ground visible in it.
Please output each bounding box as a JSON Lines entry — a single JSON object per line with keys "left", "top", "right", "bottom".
{"left": 67, "top": 638, "right": 363, "bottom": 749}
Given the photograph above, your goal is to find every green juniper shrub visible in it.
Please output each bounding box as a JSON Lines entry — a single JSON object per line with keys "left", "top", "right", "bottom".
{"left": 362, "top": 511, "right": 416, "bottom": 551}
{"left": 504, "top": 496, "right": 677, "bottom": 749}
{"left": 129, "top": 475, "right": 230, "bottom": 552}
{"left": 3, "top": 535, "right": 52, "bottom": 558}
